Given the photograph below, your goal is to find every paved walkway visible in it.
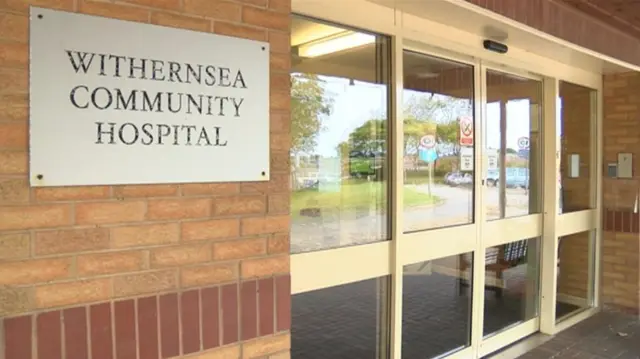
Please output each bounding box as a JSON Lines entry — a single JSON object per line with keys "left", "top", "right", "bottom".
{"left": 516, "top": 309, "right": 640, "bottom": 359}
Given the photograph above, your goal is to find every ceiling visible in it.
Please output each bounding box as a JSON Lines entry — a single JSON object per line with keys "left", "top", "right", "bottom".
{"left": 290, "top": 16, "right": 470, "bottom": 86}
{"left": 561, "top": 0, "right": 640, "bottom": 39}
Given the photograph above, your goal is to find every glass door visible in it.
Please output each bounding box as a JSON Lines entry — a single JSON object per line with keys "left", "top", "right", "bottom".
{"left": 475, "top": 64, "right": 544, "bottom": 356}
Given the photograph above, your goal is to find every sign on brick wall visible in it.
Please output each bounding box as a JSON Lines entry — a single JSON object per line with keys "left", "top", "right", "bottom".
{"left": 29, "top": 7, "right": 270, "bottom": 187}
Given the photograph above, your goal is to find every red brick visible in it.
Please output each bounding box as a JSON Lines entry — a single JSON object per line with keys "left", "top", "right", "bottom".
{"left": 242, "top": 255, "right": 289, "bottom": 279}
{"left": 147, "top": 198, "right": 211, "bottom": 220}
{"left": 0, "top": 0, "right": 74, "bottom": 13}
{"left": 34, "top": 186, "right": 110, "bottom": 202}
{"left": 77, "top": 251, "right": 145, "bottom": 276}
{"left": 213, "top": 238, "right": 266, "bottom": 261}
{"left": 268, "top": 30, "right": 289, "bottom": 54}
{"left": 113, "top": 184, "right": 178, "bottom": 198}
{"left": 111, "top": 223, "right": 179, "bottom": 248}
{"left": 150, "top": 243, "right": 211, "bottom": 268}
{"left": 36, "top": 279, "right": 112, "bottom": 308}
{"left": 37, "top": 311, "right": 62, "bottom": 359}
{"left": 63, "top": 307, "right": 88, "bottom": 359}
{"left": 214, "top": 195, "right": 266, "bottom": 216}
{"left": 159, "top": 293, "right": 180, "bottom": 358}
{"left": 181, "top": 183, "right": 239, "bottom": 196}
{"left": 181, "top": 262, "right": 238, "bottom": 288}
{"left": 183, "top": 0, "right": 241, "bottom": 21}
{"left": 4, "top": 315, "right": 32, "bottom": 359}
{"left": 181, "top": 290, "right": 201, "bottom": 354}
{"left": 241, "top": 280, "right": 258, "bottom": 340}
{"left": 258, "top": 277, "right": 275, "bottom": 336}
{"left": 0, "top": 13, "right": 26, "bottom": 42}
{"left": 0, "top": 121, "right": 26, "bottom": 148}
{"left": 137, "top": 296, "right": 159, "bottom": 359}
{"left": 35, "top": 228, "right": 109, "bottom": 256}
{"left": 75, "top": 201, "right": 146, "bottom": 225}
{"left": 0, "top": 258, "right": 72, "bottom": 285}
{"left": 237, "top": 0, "right": 267, "bottom": 6}
{"left": 241, "top": 215, "right": 289, "bottom": 236}
{"left": 113, "top": 270, "right": 177, "bottom": 297}
{"left": 151, "top": 11, "right": 211, "bottom": 32}
{"left": 0, "top": 68, "right": 26, "bottom": 93}
{"left": 78, "top": 1, "right": 150, "bottom": 22}
{"left": 275, "top": 275, "right": 290, "bottom": 331}
{"left": 0, "top": 204, "right": 72, "bottom": 230}
{"left": 221, "top": 283, "right": 239, "bottom": 345}
{"left": 268, "top": 193, "right": 289, "bottom": 214}
{"left": 90, "top": 303, "right": 113, "bottom": 359}
{"left": 121, "top": 0, "right": 180, "bottom": 10}
{"left": 202, "top": 286, "right": 220, "bottom": 350}
{"left": 268, "top": 234, "right": 289, "bottom": 254}
{"left": 181, "top": 218, "right": 240, "bottom": 242}
{"left": 114, "top": 300, "right": 136, "bottom": 359}
{"left": 268, "top": 0, "right": 290, "bottom": 12}
{"left": 0, "top": 177, "right": 29, "bottom": 204}
{"left": 269, "top": 53, "right": 291, "bottom": 72}
{"left": 0, "top": 232, "right": 29, "bottom": 260}
{"left": 214, "top": 21, "right": 266, "bottom": 41}
{"left": 242, "top": 6, "right": 288, "bottom": 30}
{"left": 0, "top": 151, "right": 27, "bottom": 175}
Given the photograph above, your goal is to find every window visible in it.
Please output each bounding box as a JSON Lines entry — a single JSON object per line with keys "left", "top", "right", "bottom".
{"left": 289, "top": 16, "right": 391, "bottom": 253}
{"left": 402, "top": 51, "right": 475, "bottom": 232}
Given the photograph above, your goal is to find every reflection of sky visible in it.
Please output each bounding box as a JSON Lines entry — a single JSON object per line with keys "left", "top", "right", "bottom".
{"left": 315, "top": 78, "right": 387, "bottom": 157}
{"left": 310, "top": 75, "right": 565, "bottom": 157}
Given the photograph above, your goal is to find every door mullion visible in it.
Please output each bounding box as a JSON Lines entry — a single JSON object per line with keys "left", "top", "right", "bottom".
{"left": 470, "top": 61, "right": 487, "bottom": 357}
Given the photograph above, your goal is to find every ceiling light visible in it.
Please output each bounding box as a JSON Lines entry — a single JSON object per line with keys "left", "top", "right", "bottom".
{"left": 298, "top": 31, "right": 375, "bottom": 58}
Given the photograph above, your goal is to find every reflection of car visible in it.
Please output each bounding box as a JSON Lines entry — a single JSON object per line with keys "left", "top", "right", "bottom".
{"left": 445, "top": 172, "right": 472, "bottom": 186}
{"left": 486, "top": 168, "right": 529, "bottom": 189}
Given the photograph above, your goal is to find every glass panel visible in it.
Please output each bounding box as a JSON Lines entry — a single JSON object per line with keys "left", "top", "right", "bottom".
{"left": 402, "top": 253, "right": 473, "bottom": 358}
{"left": 482, "top": 237, "right": 540, "bottom": 337}
{"left": 556, "top": 231, "right": 595, "bottom": 321}
{"left": 485, "top": 71, "right": 542, "bottom": 220}
{"left": 289, "top": 16, "right": 391, "bottom": 253}
{"left": 291, "top": 277, "right": 391, "bottom": 358}
{"left": 558, "top": 82, "right": 596, "bottom": 214}
{"left": 402, "top": 51, "right": 475, "bottom": 232}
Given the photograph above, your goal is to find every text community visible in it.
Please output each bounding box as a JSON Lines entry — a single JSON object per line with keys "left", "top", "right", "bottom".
{"left": 66, "top": 50, "right": 253, "bottom": 147}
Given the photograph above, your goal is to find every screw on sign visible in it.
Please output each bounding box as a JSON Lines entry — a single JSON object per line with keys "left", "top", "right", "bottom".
{"left": 459, "top": 117, "right": 473, "bottom": 146}
{"left": 420, "top": 135, "right": 436, "bottom": 149}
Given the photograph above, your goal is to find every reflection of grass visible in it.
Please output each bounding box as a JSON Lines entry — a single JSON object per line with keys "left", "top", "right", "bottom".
{"left": 291, "top": 180, "right": 439, "bottom": 217}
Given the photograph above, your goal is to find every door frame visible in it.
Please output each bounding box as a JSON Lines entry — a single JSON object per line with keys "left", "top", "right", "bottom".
{"left": 290, "top": 1, "right": 603, "bottom": 358}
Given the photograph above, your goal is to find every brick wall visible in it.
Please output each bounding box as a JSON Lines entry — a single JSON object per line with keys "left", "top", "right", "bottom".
{"left": 600, "top": 72, "right": 640, "bottom": 313}
{"left": 0, "top": 1, "right": 292, "bottom": 358}
{"left": 555, "top": 82, "right": 594, "bottom": 302}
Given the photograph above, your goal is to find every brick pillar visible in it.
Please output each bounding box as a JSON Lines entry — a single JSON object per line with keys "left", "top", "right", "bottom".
{"left": 600, "top": 72, "right": 640, "bottom": 314}
{"left": 0, "top": 1, "right": 292, "bottom": 358}
{"left": 556, "top": 82, "right": 595, "bottom": 304}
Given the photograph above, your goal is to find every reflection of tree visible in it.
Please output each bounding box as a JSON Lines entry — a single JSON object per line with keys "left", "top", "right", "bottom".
{"left": 290, "top": 73, "right": 334, "bottom": 156}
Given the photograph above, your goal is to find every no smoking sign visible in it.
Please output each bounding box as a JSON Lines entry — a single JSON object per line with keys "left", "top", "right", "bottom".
{"left": 459, "top": 116, "right": 473, "bottom": 146}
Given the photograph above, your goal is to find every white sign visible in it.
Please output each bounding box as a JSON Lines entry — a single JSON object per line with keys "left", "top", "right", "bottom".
{"left": 420, "top": 134, "right": 436, "bottom": 149}
{"left": 487, "top": 149, "right": 498, "bottom": 170}
{"left": 459, "top": 116, "right": 473, "bottom": 146}
{"left": 517, "top": 137, "right": 530, "bottom": 150}
{"left": 29, "top": 8, "right": 270, "bottom": 187}
{"left": 460, "top": 147, "right": 474, "bottom": 171}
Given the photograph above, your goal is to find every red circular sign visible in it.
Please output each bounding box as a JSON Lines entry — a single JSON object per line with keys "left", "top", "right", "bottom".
{"left": 460, "top": 117, "right": 473, "bottom": 136}
{"left": 420, "top": 135, "right": 436, "bottom": 149}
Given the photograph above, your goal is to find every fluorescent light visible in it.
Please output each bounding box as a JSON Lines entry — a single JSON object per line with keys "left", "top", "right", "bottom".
{"left": 298, "top": 31, "right": 376, "bottom": 58}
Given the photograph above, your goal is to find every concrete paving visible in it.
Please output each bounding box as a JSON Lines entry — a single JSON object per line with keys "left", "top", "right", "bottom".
{"left": 515, "top": 309, "right": 640, "bottom": 359}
